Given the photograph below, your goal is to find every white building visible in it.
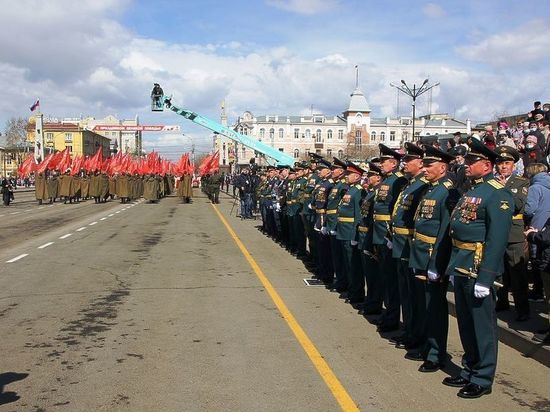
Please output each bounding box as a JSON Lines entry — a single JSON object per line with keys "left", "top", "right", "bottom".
{"left": 223, "top": 87, "right": 470, "bottom": 166}
{"left": 79, "top": 115, "right": 142, "bottom": 155}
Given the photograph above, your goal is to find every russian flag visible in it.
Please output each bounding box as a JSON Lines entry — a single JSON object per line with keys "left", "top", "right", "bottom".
{"left": 30, "top": 99, "right": 40, "bottom": 111}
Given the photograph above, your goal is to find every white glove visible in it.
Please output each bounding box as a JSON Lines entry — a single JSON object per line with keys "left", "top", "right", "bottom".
{"left": 308, "top": 203, "right": 313, "bottom": 209}
{"left": 386, "top": 240, "right": 393, "bottom": 249}
{"left": 313, "top": 226, "right": 321, "bottom": 232}
{"left": 275, "top": 202, "right": 281, "bottom": 212}
{"left": 474, "top": 284, "right": 490, "bottom": 298}
{"left": 321, "top": 227, "right": 328, "bottom": 235}
{"left": 330, "top": 230, "right": 336, "bottom": 235}
{"left": 351, "top": 240, "right": 358, "bottom": 246}
{"left": 427, "top": 270, "right": 439, "bottom": 281}
{"left": 449, "top": 275, "right": 454, "bottom": 286}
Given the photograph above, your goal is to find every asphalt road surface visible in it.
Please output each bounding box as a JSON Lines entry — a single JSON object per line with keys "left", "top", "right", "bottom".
{"left": 0, "top": 191, "right": 548, "bottom": 411}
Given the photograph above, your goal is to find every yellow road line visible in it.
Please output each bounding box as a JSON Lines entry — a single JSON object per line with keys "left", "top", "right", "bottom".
{"left": 211, "top": 204, "right": 359, "bottom": 412}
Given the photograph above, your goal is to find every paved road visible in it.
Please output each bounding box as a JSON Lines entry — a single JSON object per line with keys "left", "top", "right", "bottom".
{"left": 0, "top": 192, "right": 548, "bottom": 411}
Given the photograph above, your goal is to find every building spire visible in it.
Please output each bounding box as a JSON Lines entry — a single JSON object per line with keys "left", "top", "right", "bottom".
{"left": 355, "top": 65, "right": 359, "bottom": 89}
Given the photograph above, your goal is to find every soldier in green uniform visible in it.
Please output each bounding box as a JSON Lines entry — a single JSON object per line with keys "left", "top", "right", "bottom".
{"left": 209, "top": 170, "right": 223, "bottom": 203}
{"left": 372, "top": 144, "right": 408, "bottom": 332}
{"left": 326, "top": 158, "right": 348, "bottom": 292}
{"left": 442, "top": 138, "right": 513, "bottom": 399}
{"left": 359, "top": 162, "right": 383, "bottom": 314}
{"left": 292, "top": 163, "right": 308, "bottom": 258}
{"left": 493, "top": 146, "right": 530, "bottom": 321}
{"left": 390, "top": 142, "right": 430, "bottom": 349}
{"left": 312, "top": 158, "right": 335, "bottom": 284}
{"left": 302, "top": 155, "right": 321, "bottom": 267}
{"left": 407, "top": 145, "right": 459, "bottom": 372}
{"left": 336, "top": 161, "right": 366, "bottom": 306}
{"left": 285, "top": 168, "right": 299, "bottom": 253}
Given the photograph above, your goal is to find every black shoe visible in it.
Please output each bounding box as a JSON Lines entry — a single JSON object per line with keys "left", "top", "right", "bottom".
{"left": 495, "top": 302, "right": 510, "bottom": 312}
{"left": 404, "top": 352, "right": 424, "bottom": 362}
{"left": 515, "top": 314, "right": 530, "bottom": 322}
{"left": 532, "top": 332, "right": 550, "bottom": 345}
{"left": 419, "top": 360, "right": 443, "bottom": 373}
{"left": 377, "top": 323, "right": 399, "bottom": 333}
{"left": 442, "top": 376, "right": 469, "bottom": 388}
{"left": 362, "top": 307, "right": 382, "bottom": 316}
{"left": 389, "top": 334, "right": 407, "bottom": 344}
{"left": 457, "top": 383, "right": 492, "bottom": 399}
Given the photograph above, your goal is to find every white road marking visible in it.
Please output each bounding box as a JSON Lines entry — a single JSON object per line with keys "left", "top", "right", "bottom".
{"left": 115, "top": 211, "right": 121, "bottom": 214}
{"left": 76, "top": 227, "right": 87, "bottom": 231}
{"left": 108, "top": 214, "right": 114, "bottom": 217}
{"left": 38, "top": 242, "right": 54, "bottom": 249}
{"left": 7, "top": 254, "right": 28, "bottom": 263}
{"left": 89, "top": 221, "right": 97, "bottom": 226}
{"left": 0, "top": 214, "right": 4, "bottom": 217}
{"left": 24, "top": 209, "right": 32, "bottom": 212}
{"left": 100, "top": 217, "right": 107, "bottom": 221}
{"left": 38, "top": 207, "right": 45, "bottom": 210}
{"left": 10, "top": 211, "right": 20, "bottom": 215}
{"left": 59, "top": 233, "right": 72, "bottom": 239}
{"left": 48, "top": 205, "right": 54, "bottom": 207}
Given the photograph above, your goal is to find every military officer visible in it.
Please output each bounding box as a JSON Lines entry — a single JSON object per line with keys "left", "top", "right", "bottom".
{"left": 326, "top": 158, "right": 349, "bottom": 292}
{"left": 390, "top": 142, "right": 430, "bottom": 349}
{"left": 292, "top": 162, "right": 308, "bottom": 258}
{"left": 336, "top": 161, "right": 366, "bottom": 306}
{"left": 274, "top": 165, "right": 290, "bottom": 245}
{"left": 408, "top": 145, "right": 460, "bottom": 372}
{"left": 494, "top": 146, "right": 530, "bottom": 321}
{"left": 312, "top": 158, "right": 335, "bottom": 284}
{"left": 302, "top": 155, "right": 322, "bottom": 267}
{"left": 372, "top": 144, "right": 408, "bottom": 332}
{"left": 285, "top": 167, "right": 300, "bottom": 254}
{"left": 448, "top": 145, "right": 470, "bottom": 194}
{"left": 443, "top": 138, "right": 513, "bottom": 399}
{"left": 359, "top": 162, "right": 383, "bottom": 314}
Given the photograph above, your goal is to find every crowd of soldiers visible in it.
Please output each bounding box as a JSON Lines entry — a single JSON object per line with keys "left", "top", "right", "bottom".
{"left": 33, "top": 170, "right": 194, "bottom": 205}
{"left": 253, "top": 138, "right": 544, "bottom": 399}
{"left": 200, "top": 171, "right": 223, "bottom": 204}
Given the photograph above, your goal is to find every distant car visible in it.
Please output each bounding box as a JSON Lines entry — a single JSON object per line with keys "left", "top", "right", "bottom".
{"left": 192, "top": 176, "right": 200, "bottom": 188}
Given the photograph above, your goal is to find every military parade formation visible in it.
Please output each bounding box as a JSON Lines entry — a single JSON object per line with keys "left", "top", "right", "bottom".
{"left": 252, "top": 138, "right": 534, "bottom": 399}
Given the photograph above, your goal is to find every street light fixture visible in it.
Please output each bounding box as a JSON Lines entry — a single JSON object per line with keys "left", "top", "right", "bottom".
{"left": 390, "top": 79, "right": 440, "bottom": 142}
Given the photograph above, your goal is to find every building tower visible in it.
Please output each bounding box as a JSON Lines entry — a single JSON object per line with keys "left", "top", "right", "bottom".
{"left": 342, "top": 67, "right": 371, "bottom": 156}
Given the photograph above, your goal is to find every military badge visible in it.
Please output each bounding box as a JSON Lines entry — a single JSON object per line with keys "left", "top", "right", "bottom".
{"left": 500, "top": 201, "right": 510, "bottom": 210}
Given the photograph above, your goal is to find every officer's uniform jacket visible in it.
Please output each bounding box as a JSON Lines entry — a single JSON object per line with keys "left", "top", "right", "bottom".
{"left": 285, "top": 179, "right": 297, "bottom": 216}
{"left": 293, "top": 176, "right": 308, "bottom": 214}
{"left": 335, "top": 183, "right": 365, "bottom": 241}
{"left": 325, "top": 179, "right": 348, "bottom": 232}
{"left": 372, "top": 170, "right": 408, "bottom": 245}
{"left": 358, "top": 185, "right": 379, "bottom": 252}
{"left": 313, "top": 178, "right": 334, "bottom": 230}
{"left": 301, "top": 172, "right": 321, "bottom": 220}
{"left": 445, "top": 173, "right": 514, "bottom": 287}
{"left": 503, "top": 174, "right": 529, "bottom": 243}
{"left": 409, "top": 175, "right": 459, "bottom": 274}
{"left": 390, "top": 173, "right": 430, "bottom": 259}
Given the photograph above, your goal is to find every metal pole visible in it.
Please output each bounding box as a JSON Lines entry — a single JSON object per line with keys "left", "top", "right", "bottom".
{"left": 412, "top": 84, "right": 416, "bottom": 142}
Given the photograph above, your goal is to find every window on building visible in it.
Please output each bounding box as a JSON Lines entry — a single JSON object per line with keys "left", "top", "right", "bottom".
{"left": 269, "top": 128, "right": 275, "bottom": 140}
{"left": 326, "top": 149, "right": 332, "bottom": 157}
{"left": 238, "top": 127, "right": 243, "bottom": 134}
{"left": 316, "top": 129, "right": 322, "bottom": 143}
{"left": 403, "top": 131, "right": 409, "bottom": 141}
{"left": 279, "top": 128, "right": 284, "bottom": 139}
{"left": 294, "top": 128, "right": 300, "bottom": 139}
{"left": 243, "top": 128, "right": 248, "bottom": 135}
{"left": 338, "top": 130, "right": 343, "bottom": 140}
{"left": 327, "top": 129, "right": 333, "bottom": 139}
{"left": 337, "top": 149, "right": 344, "bottom": 158}
{"left": 65, "top": 145, "right": 73, "bottom": 153}
{"left": 305, "top": 129, "right": 311, "bottom": 139}
{"left": 242, "top": 147, "right": 246, "bottom": 157}
{"left": 316, "top": 149, "right": 322, "bottom": 155}
{"left": 371, "top": 131, "right": 376, "bottom": 141}
{"left": 415, "top": 131, "right": 420, "bottom": 137}
{"left": 294, "top": 149, "right": 300, "bottom": 158}
{"left": 64, "top": 132, "right": 72, "bottom": 142}
{"left": 260, "top": 128, "right": 265, "bottom": 139}
{"left": 355, "top": 130, "right": 362, "bottom": 148}
{"left": 380, "top": 132, "right": 385, "bottom": 141}
{"left": 390, "top": 131, "right": 396, "bottom": 141}
{"left": 279, "top": 148, "right": 284, "bottom": 152}
{"left": 426, "top": 132, "right": 431, "bottom": 136}
{"left": 46, "top": 132, "right": 54, "bottom": 142}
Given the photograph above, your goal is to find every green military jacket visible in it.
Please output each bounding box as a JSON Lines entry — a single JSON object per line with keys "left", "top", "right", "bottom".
{"left": 391, "top": 174, "right": 430, "bottom": 259}
{"left": 335, "top": 183, "right": 365, "bottom": 241}
{"left": 409, "top": 176, "right": 459, "bottom": 274}
{"left": 358, "top": 186, "right": 378, "bottom": 252}
{"left": 302, "top": 172, "right": 321, "bottom": 218}
{"left": 503, "top": 174, "right": 529, "bottom": 243}
{"left": 326, "top": 179, "right": 348, "bottom": 231}
{"left": 445, "top": 173, "right": 514, "bottom": 287}
{"left": 372, "top": 171, "right": 408, "bottom": 245}
{"left": 313, "top": 178, "right": 334, "bottom": 230}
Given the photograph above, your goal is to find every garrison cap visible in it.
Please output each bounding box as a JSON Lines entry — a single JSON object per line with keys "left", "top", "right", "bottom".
{"left": 316, "top": 158, "right": 332, "bottom": 170}
{"left": 379, "top": 144, "right": 403, "bottom": 161}
{"left": 293, "top": 161, "right": 305, "bottom": 170}
{"left": 332, "top": 157, "right": 347, "bottom": 169}
{"left": 367, "top": 162, "right": 382, "bottom": 176}
{"left": 276, "top": 164, "right": 290, "bottom": 170}
{"left": 495, "top": 145, "right": 520, "bottom": 163}
{"left": 422, "top": 145, "right": 456, "bottom": 164}
{"left": 465, "top": 137, "right": 500, "bottom": 163}
{"left": 448, "top": 145, "right": 467, "bottom": 157}
{"left": 403, "top": 142, "right": 424, "bottom": 160}
{"left": 346, "top": 161, "right": 366, "bottom": 175}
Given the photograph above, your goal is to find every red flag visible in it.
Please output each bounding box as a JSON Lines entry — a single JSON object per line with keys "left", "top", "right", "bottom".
{"left": 36, "top": 153, "right": 54, "bottom": 174}
{"left": 86, "top": 146, "right": 103, "bottom": 172}
{"left": 17, "top": 154, "right": 37, "bottom": 177}
{"left": 54, "top": 148, "right": 72, "bottom": 172}
{"left": 30, "top": 99, "right": 40, "bottom": 112}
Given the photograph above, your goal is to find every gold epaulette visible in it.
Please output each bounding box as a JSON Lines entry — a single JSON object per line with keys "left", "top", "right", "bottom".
{"left": 487, "top": 179, "right": 504, "bottom": 189}
{"left": 355, "top": 184, "right": 362, "bottom": 189}
{"left": 443, "top": 180, "right": 453, "bottom": 189}
{"left": 395, "top": 172, "right": 404, "bottom": 177}
{"left": 420, "top": 177, "right": 429, "bottom": 183}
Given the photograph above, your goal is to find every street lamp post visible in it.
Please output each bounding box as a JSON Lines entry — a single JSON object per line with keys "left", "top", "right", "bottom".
{"left": 390, "top": 79, "right": 439, "bottom": 142}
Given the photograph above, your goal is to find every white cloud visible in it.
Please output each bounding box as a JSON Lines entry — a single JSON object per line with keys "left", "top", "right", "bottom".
{"left": 457, "top": 19, "right": 550, "bottom": 67}
{"left": 266, "top": 0, "right": 340, "bottom": 15}
{"left": 422, "top": 3, "right": 446, "bottom": 18}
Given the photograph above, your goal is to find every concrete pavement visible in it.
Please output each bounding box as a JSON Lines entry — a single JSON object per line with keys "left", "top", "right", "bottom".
{"left": 0, "top": 192, "right": 548, "bottom": 410}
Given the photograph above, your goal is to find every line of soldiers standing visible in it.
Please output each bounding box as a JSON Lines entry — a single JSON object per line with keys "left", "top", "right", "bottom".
{"left": 35, "top": 170, "right": 176, "bottom": 205}
{"left": 256, "top": 139, "right": 525, "bottom": 399}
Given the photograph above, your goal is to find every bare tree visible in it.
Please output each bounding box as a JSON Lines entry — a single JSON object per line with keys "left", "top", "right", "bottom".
{"left": 3, "top": 117, "right": 29, "bottom": 147}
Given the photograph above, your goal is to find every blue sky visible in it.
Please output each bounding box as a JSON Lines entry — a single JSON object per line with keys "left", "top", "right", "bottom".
{"left": 0, "top": 0, "right": 548, "bottom": 157}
